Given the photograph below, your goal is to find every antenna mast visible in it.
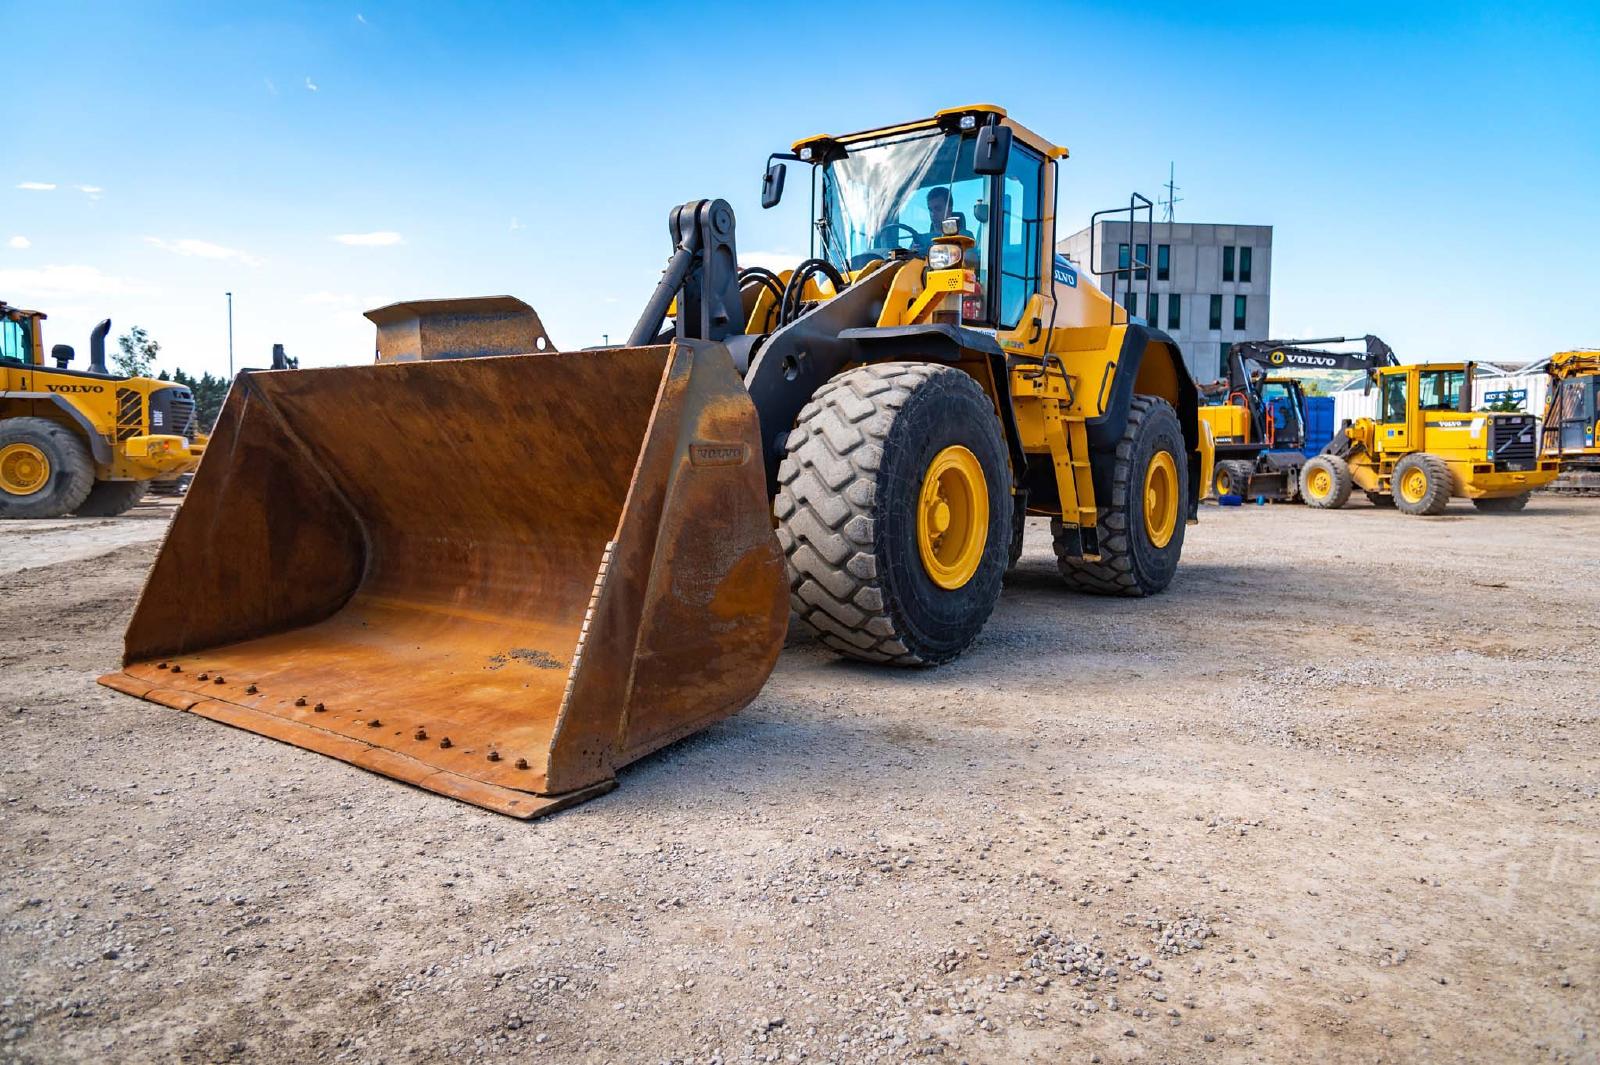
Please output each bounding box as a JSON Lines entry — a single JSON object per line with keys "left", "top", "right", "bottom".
{"left": 1159, "top": 163, "right": 1183, "bottom": 222}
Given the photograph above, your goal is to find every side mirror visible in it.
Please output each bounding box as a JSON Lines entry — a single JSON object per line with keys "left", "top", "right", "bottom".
{"left": 51, "top": 343, "right": 76, "bottom": 368}
{"left": 974, "top": 123, "right": 1013, "bottom": 175}
{"left": 761, "top": 161, "right": 786, "bottom": 209}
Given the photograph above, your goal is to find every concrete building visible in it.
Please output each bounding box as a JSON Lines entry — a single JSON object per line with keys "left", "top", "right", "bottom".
{"left": 1058, "top": 221, "right": 1273, "bottom": 382}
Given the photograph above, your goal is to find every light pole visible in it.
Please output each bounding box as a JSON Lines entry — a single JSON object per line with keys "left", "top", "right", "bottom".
{"left": 226, "top": 291, "right": 234, "bottom": 376}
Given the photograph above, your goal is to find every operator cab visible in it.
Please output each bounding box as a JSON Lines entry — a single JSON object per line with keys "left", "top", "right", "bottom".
{"left": 773, "top": 106, "right": 1056, "bottom": 333}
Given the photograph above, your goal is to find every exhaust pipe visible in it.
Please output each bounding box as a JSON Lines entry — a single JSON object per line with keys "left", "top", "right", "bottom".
{"left": 89, "top": 319, "right": 111, "bottom": 374}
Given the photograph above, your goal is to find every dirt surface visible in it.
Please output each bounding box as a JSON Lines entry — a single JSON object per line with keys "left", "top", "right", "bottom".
{"left": 2, "top": 495, "right": 1596, "bottom": 1064}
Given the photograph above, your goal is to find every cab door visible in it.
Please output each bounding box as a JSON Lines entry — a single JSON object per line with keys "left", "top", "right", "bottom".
{"left": 1556, "top": 378, "right": 1597, "bottom": 453}
{"left": 1378, "top": 370, "right": 1412, "bottom": 453}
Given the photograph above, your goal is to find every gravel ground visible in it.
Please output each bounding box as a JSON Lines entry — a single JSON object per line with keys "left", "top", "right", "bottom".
{"left": 1, "top": 495, "right": 1596, "bottom": 1064}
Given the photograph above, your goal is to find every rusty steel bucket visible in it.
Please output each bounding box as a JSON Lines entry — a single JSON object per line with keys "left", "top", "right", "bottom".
{"left": 99, "top": 339, "right": 787, "bottom": 818}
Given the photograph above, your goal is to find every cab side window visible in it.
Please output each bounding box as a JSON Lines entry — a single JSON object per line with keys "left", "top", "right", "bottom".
{"left": 997, "top": 146, "right": 1044, "bottom": 330}
{"left": 1, "top": 318, "right": 29, "bottom": 364}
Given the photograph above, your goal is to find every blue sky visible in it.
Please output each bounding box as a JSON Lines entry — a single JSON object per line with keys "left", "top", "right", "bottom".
{"left": 5, "top": 1, "right": 1598, "bottom": 376}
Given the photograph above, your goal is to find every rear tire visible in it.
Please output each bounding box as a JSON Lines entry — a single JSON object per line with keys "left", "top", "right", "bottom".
{"left": 1393, "top": 453, "right": 1452, "bottom": 515}
{"left": 0, "top": 417, "right": 96, "bottom": 519}
{"left": 1300, "top": 455, "right": 1353, "bottom": 509}
{"left": 1212, "top": 459, "right": 1254, "bottom": 498}
{"left": 1053, "top": 395, "right": 1187, "bottom": 597}
{"left": 775, "top": 362, "right": 1011, "bottom": 666}
{"left": 1472, "top": 492, "right": 1531, "bottom": 513}
{"left": 1365, "top": 491, "right": 1396, "bottom": 508}
{"left": 74, "top": 479, "right": 151, "bottom": 517}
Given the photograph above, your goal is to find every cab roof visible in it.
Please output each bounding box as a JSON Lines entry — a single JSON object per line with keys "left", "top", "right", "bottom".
{"left": 792, "top": 104, "right": 1067, "bottom": 161}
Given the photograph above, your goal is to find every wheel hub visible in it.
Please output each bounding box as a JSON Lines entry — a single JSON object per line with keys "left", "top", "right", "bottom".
{"left": 1142, "top": 451, "right": 1179, "bottom": 549}
{"left": 1401, "top": 468, "right": 1428, "bottom": 502}
{"left": 917, "top": 446, "right": 987, "bottom": 590}
{"left": 1308, "top": 469, "right": 1331, "bottom": 497}
{"left": 0, "top": 443, "right": 51, "bottom": 496}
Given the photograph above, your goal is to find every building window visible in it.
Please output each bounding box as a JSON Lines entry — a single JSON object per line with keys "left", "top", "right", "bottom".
{"left": 1209, "top": 294, "right": 1222, "bottom": 331}
{"left": 1167, "top": 292, "right": 1181, "bottom": 330}
{"left": 1117, "top": 243, "right": 1130, "bottom": 282}
{"left": 1156, "top": 244, "right": 1170, "bottom": 281}
{"left": 1125, "top": 291, "right": 1138, "bottom": 318}
{"left": 1233, "top": 294, "right": 1248, "bottom": 331}
{"left": 1222, "top": 246, "right": 1235, "bottom": 283}
{"left": 1148, "top": 293, "right": 1160, "bottom": 327}
{"left": 1220, "top": 341, "right": 1231, "bottom": 368}
{"left": 1135, "top": 243, "right": 1149, "bottom": 281}
{"left": 1239, "top": 246, "right": 1252, "bottom": 283}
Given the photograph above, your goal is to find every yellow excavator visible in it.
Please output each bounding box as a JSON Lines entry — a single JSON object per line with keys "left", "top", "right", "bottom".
{"left": 101, "top": 105, "right": 1213, "bottom": 818}
{"left": 1, "top": 303, "right": 206, "bottom": 516}
{"left": 1542, "top": 350, "right": 1600, "bottom": 494}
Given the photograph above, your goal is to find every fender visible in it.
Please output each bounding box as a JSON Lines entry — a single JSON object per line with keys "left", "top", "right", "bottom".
{"left": 1084, "top": 325, "right": 1202, "bottom": 519}
{"left": 3, "top": 391, "right": 114, "bottom": 463}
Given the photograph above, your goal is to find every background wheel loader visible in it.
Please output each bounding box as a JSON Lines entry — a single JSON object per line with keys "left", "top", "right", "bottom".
{"left": 1200, "top": 335, "right": 1394, "bottom": 502}
{"left": 100, "top": 105, "right": 1213, "bottom": 818}
{"left": 1, "top": 302, "right": 206, "bottom": 517}
{"left": 1542, "top": 350, "right": 1600, "bottom": 494}
{"left": 1302, "top": 361, "right": 1559, "bottom": 515}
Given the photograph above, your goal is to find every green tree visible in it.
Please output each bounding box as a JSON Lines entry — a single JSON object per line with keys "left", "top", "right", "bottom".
{"left": 114, "top": 326, "right": 160, "bottom": 377}
{"left": 172, "top": 368, "right": 231, "bottom": 432}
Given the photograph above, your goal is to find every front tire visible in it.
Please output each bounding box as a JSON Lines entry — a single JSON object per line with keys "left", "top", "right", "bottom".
{"left": 775, "top": 363, "right": 1011, "bottom": 666}
{"left": 1212, "top": 459, "right": 1254, "bottom": 499}
{"left": 1053, "top": 395, "right": 1188, "bottom": 597}
{"left": 75, "top": 479, "right": 151, "bottom": 517}
{"left": 1393, "top": 453, "right": 1452, "bottom": 515}
{"left": 0, "top": 417, "right": 95, "bottom": 519}
{"left": 1301, "top": 455, "right": 1353, "bottom": 509}
{"left": 1472, "top": 492, "right": 1531, "bottom": 513}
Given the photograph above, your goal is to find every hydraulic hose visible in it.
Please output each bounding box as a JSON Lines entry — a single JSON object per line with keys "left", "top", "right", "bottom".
{"left": 778, "top": 259, "right": 849, "bottom": 328}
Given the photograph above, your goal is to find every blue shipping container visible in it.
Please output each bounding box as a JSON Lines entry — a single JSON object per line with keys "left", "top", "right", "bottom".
{"left": 1302, "top": 396, "right": 1335, "bottom": 457}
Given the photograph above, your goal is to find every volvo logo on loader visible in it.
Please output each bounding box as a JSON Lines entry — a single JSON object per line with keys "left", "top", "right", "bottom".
{"left": 46, "top": 383, "right": 105, "bottom": 394}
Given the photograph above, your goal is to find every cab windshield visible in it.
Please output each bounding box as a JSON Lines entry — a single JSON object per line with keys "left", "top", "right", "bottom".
{"left": 818, "top": 131, "right": 992, "bottom": 307}
{"left": 1418, "top": 369, "right": 1467, "bottom": 411}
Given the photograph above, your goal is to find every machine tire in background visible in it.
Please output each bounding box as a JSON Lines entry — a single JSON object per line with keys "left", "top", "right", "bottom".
{"left": 1300, "top": 455, "right": 1353, "bottom": 509}
{"left": 776, "top": 362, "right": 1011, "bottom": 666}
{"left": 1392, "top": 453, "right": 1452, "bottom": 516}
{"left": 1054, "top": 395, "right": 1187, "bottom": 597}
{"left": 1212, "top": 459, "right": 1254, "bottom": 499}
{"left": 1365, "top": 491, "right": 1396, "bottom": 508}
{"left": 1472, "top": 492, "right": 1531, "bottom": 513}
{"left": 0, "top": 417, "right": 96, "bottom": 519}
{"left": 75, "top": 479, "right": 152, "bottom": 517}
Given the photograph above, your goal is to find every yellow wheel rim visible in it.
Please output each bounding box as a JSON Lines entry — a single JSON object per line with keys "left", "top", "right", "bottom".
{"left": 917, "top": 445, "right": 988, "bottom": 590}
{"left": 1400, "top": 467, "right": 1429, "bottom": 503}
{"left": 1216, "top": 468, "right": 1233, "bottom": 494}
{"left": 1143, "top": 451, "right": 1179, "bottom": 549}
{"left": 0, "top": 443, "right": 50, "bottom": 496}
{"left": 1307, "top": 467, "right": 1332, "bottom": 499}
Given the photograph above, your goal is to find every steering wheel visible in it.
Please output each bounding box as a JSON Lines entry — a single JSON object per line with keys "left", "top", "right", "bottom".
{"left": 872, "top": 222, "right": 924, "bottom": 252}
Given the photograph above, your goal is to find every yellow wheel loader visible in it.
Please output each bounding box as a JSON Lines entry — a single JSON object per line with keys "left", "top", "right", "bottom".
{"left": 1, "top": 303, "right": 206, "bottom": 517}
{"left": 1301, "top": 361, "right": 1558, "bottom": 515}
{"left": 1542, "top": 350, "right": 1600, "bottom": 494}
{"left": 100, "top": 105, "right": 1213, "bottom": 818}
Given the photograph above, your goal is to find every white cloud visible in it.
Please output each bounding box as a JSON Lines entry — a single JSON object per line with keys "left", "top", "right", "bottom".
{"left": 356, "top": 12, "right": 368, "bottom": 24}
{"left": 509, "top": 217, "right": 524, "bottom": 232}
{"left": 305, "top": 76, "right": 319, "bottom": 92}
{"left": 17, "top": 182, "right": 56, "bottom": 191}
{"left": 76, "top": 184, "right": 104, "bottom": 200}
{"left": 145, "top": 236, "right": 263, "bottom": 266}
{"left": 333, "top": 231, "right": 403, "bottom": 247}
{"left": 265, "top": 77, "right": 279, "bottom": 95}
{"left": 7, "top": 236, "right": 30, "bottom": 250}
{"left": 0, "top": 264, "right": 155, "bottom": 297}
